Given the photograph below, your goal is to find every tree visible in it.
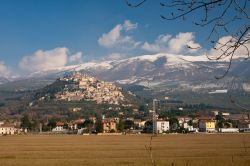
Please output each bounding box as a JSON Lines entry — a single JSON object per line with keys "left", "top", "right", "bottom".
{"left": 217, "top": 121, "right": 223, "bottom": 128}
{"left": 95, "top": 117, "right": 103, "bottom": 133}
{"left": 77, "top": 122, "right": 85, "bottom": 129}
{"left": 143, "top": 120, "right": 153, "bottom": 133}
{"left": 21, "top": 115, "right": 32, "bottom": 130}
{"left": 83, "top": 120, "right": 94, "bottom": 133}
{"left": 224, "top": 122, "right": 231, "bottom": 128}
{"left": 63, "top": 123, "right": 69, "bottom": 129}
{"left": 48, "top": 119, "right": 56, "bottom": 129}
{"left": 139, "top": 105, "right": 146, "bottom": 112}
{"left": 31, "top": 119, "right": 39, "bottom": 131}
{"left": 94, "top": 113, "right": 103, "bottom": 133}
{"left": 188, "top": 119, "right": 193, "bottom": 126}
{"left": 226, "top": 118, "right": 237, "bottom": 127}
{"left": 216, "top": 112, "right": 224, "bottom": 121}
{"left": 17, "top": 104, "right": 26, "bottom": 114}
{"left": 42, "top": 122, "right": 50, "bottom": 132}
{"left": 216, "top": 112, "right": 225, "bottom": 128}
{"left": 125, "top": 0, "right": 249, "bottom": 79}
{"left": 169, "top": 118, "right": 179, "bottom": 131}
{"left": 118, "top": 119, "right": 125, "bottom": 132}
{"left": 124, "top": 120, "right": 134, "bottom": 129}
{"left": 83, "top": 119, "right": 94, "bottom": 127}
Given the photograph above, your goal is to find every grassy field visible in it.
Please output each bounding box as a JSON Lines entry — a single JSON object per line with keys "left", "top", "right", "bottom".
{"left": 0, "top": 134, "right": 250, "bottom": 166}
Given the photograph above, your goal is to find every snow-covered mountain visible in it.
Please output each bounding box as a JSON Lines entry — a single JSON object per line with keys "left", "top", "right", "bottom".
{"left": 26, "top": 53, "right": 229, "bottom": 82}
{"left": 28, "top": 53, "right": 221, "bottom": 80}
{"left": 1, "top": 53, "right": 250, "bottom": 92}
{"left": 0, "top": 74, "right": 20, "bottom": 85}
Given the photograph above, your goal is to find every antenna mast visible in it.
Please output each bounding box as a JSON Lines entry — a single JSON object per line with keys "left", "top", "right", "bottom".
{"left": 152, "top": 99, "right": 157, "bottom": 134}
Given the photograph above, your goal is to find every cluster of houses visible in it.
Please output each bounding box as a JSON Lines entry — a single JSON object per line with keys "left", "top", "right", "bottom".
{"left": 0, "top": 121, "right": 27, "bottom": 135}
{"left": 54, "top": 72, "right": 125, "bottom": 105}
{"left": 1, "top": 110, "right": 250, "bottom": 135}
{"left": 47, "top": 111, "right": 250, "bottom": 134}
{"left": 51, "top": 117, "right": 96, "bottom": 132}
{"left": 0, "top": 121, "right": 16, "bottom": 135}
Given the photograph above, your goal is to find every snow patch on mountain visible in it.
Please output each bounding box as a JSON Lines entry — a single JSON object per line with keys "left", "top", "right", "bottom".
{"left": 116, "top": 77, "right": 138, "bottom": 84}
{"left": 75, "top": 62, "right": 113, "bottom": 71}
{"left": 28, "top": 53, "right": 211, "bottom": 77}
{"left": 137, "top": 80, "right": 165, "bottom": 87}
{"left": 242, "top": 83, "right": 250, "bottom": 92}
{"left": 28, "top": 61, "right": 114, "bottom": 77}
{"left": 116, "top": 53, "right": 209, "bottom": 64}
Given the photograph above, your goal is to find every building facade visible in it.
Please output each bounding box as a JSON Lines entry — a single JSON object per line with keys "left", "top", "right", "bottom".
{"left": 199, "top": 120, "right": 216, "bottom": 132}
{"left": 0, "top": 124, "right": 15, "bottom": 135}
{"left": 102, "top": 119, "right": 117, "bottom": 133}
{"left": 154, "top": 120, "right": 170, "bottom": 134}
{"left": 52, "top": 122, "right": 66, "bottom": 132}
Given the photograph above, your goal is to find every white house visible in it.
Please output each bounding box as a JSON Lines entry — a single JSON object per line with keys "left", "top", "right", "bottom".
{"left": 177, "top": 117, "right": 192, "bottom": 126}
{"left": 183, "top": 123, "right": 198, "bottom": 132}
{"left": 52, "top": 122, "right": 66, "bottom": 132}
{"left": 0, "top": 124, "right": 15, "bottom": 135}
{"left": 155, "top": 120, "right": 170, "bottom": 134}
{"left": 52, "top": 126, "right": 65, "bottom": 132}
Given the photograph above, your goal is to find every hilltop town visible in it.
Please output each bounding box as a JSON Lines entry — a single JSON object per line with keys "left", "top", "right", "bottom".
{"left": 38, "top": 72, "right": 126, "bottom": 105}
{"left": 1, "top": 72, "right": 250, "bottom": 136}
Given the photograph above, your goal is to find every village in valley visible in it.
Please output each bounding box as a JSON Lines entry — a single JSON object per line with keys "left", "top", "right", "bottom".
{"left": 0, "top": 1, "right": 250, "bottom": 165}
{"left": 1, "top": 72, "right": 250, "bottom": 136}
{"left": 1, "top": 108, "right": 250, "bottom": 136}
{"left": 0, "top": 73, "right": 250, "bottom": 135}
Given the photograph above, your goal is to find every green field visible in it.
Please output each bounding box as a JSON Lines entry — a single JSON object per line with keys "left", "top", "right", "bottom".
{"left": 0, "top": 134, "right": 250, "bottom": 166}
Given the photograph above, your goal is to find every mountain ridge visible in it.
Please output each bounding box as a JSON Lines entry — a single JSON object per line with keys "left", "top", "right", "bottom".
{"left": 0, "top": 53, "right": 249, "bottom": 93}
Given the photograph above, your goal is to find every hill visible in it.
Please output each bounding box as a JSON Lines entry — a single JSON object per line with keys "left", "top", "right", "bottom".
{"left": 0, "top": 53, "right": 250, "bottom": 110}
{"left": 34, "top": 72, "right": 129, "bottom": 105}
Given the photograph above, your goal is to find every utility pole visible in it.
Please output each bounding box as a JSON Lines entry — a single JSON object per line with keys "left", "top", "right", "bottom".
{"left": 152, "top": 99, "right": 157, "bottom": 135}
{"left": 39, "top": 123, "right": 42, "bottom": 134}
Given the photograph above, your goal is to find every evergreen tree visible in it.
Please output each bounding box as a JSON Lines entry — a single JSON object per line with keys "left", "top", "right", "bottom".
{"left": 21, "top": 115, "right": 32, "bottom": 130}
{"left": 118, "top": 119, "right": 124, "bottom": 132}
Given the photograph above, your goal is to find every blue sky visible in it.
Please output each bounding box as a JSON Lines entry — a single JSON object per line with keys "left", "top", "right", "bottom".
{"left": 0, "top": 0, "right": 247, "bottom": 76}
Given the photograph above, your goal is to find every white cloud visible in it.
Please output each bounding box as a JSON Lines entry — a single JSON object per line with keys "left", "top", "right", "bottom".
{"left": 168, "top": 32, "right": 200, "bottom": 54}
{"left": 142, "top": 32, "right": 201, "bottom": 54}
{"left": 69, "top": 52, "right": 83, "bottom": 63}
{"left": 142, "top": 32, "right": 249, "bottom": 61}
{"left": 19, "top": 47, "right": 83, "bottom": 72}
{"left": 0, "top": 61, "right": 10, "bottom": 77}
{"left": 98, "top": 24, "right": 123, "bottom": 48}
{"left": 208, "top": 35, "right": 250, "bottom": 60}
{"left": 123, "top": 20, "right": 138, "bottom": 31}
{"left": 98, "top": 20, "right": 140, "bottom": 49}
{"left": 142, "top": 34, "right": 171, "bottom": 53}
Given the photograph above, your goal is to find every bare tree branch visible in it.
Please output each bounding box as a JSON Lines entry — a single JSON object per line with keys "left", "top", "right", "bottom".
{"left": 126, "top": 0, "right": 250, "bottom": 79}
{"left": 125, "top": 0, "right": 147, "bottom": 7}
{"left": 160, "top": 0, "right": 224, "bottom": 21}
